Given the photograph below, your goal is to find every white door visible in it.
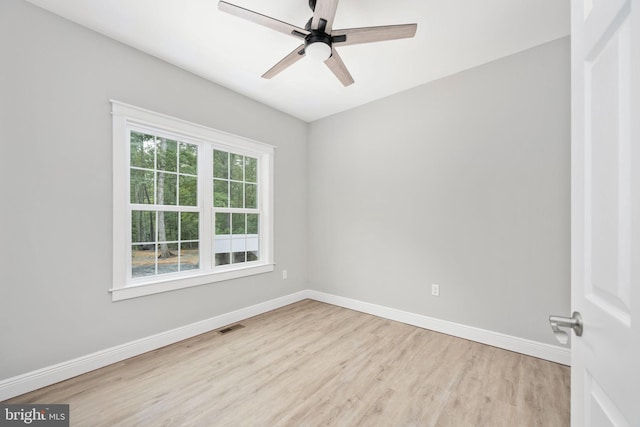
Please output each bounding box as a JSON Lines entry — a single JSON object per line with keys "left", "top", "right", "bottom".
{"left": 571, "top": 0, "right": 640, "bottom": 425}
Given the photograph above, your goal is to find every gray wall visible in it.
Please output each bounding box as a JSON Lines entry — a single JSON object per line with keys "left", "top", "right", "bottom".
{"left": 307, "top": 37, "right": 571, "bottom": 345}
{"left": 0, "top": 0, "right": 307, "bottom": 379}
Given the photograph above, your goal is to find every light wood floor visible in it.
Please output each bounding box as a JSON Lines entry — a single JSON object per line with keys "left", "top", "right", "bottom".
{"left": 5, "top": 300, "right": 570, "bottom": 426}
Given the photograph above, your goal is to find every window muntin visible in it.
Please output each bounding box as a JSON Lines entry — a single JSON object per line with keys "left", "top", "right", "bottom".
{"left": 112, "top": 101, "right": 274, "bottom": 301}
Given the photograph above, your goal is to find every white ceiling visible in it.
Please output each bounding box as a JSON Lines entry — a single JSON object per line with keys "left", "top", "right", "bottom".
{"left": 25, "top": 0, "right": 569, "bottom": 122}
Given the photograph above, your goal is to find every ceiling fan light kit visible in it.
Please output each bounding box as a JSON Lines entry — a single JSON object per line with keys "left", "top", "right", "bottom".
{"left": 218, "top": 0, "right": 417, "bottom": 86}
{"left": 305, "top": 41, "right": 332, "bottom": 61}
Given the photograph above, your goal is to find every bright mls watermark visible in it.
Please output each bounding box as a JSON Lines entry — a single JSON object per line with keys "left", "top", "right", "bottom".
{"left": 0, "top": 405, "right": 68, "bottom": 426}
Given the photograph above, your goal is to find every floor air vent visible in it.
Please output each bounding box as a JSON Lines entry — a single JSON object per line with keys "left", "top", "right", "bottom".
{"left": 218, "top": 324, "right": 245, "bottom": 334}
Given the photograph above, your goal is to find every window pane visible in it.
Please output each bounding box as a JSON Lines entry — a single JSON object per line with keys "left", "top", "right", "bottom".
{"left": 245, "top": 156, "right": 257, "bottom": 183}
{"left": 215, "top": 237, "right": 231, "bottom": 254}
{"left": 230, "top": 181, "right": 243, "bottom": 208}
{"left": 247, "top": 214, "right": 259, "bottom": 235}
{"left": 213, "top": 150, "right": 228, "bottom": 179}
{"left": 157, "top": 138, "right": 177, "bottom": 172}
{"left": 245, "top": 183, "right": 257, "bottom": 208}
{"left": 247, "top": 250, "right": 259, "bottom": 262}
{"left": 215, "top": 252, "right": 230, "bottom": 266}
{"left": 180, "top": 242, "right": 199, "bottom": 271}
{"left": 157, "top": 173, "right": 177, "bottom": 205}
{"left": 213, "top": 179, "right": 228, "bottom": 207}
{"left": 230, "top": 153, "right": 243, "bottom": 181}
{"left": 132, "top": 244, "right": 156, "bottom": 278}
{"left": 178, "top": 175, "right": 197, "bottom": 206}
{"left": 130, "top": 169, "right": 154, "bottom": 204}
{"left": 158, "top": 242, "right": 178, "bottom": 273}
{"left": 179, "top": 142, "right": 198, "bottom": 175}
{"left": 130, "top": 132, "right": 155, "bottom": 169}
{"left": 158, "top": 211, "right": 178, "bottom": 242}
{"left": 131, "top": 211, "right": 156, "bottom": 243}
{"left": 233, "top": 252, "right": 246, "bottom": 263}
{"left": 247, "top": 236, "right": 259, "bottom": 262}
{"left": 215, "top": 212, "right": 230, "bottom": 235}
{"left": 231, "top": 235, "right": 245, "bottom": 254}
{"left": 181, "top": 212, "right": 199, "bottom": 241}
{"left": 246, "top": 236, "right": 259, "bottom": 250}
{"left": 232, "top": 213, "right": 246, "bottom": 235}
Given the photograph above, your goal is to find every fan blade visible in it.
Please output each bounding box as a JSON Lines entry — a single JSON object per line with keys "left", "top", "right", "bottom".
{"left": 324, "top": 48, "right": 354, "bottom": 86}
{"left": 332, "top": 24, "right": 417, "bottom": 46}
{"left": 262, "top": 44, "right": 306, "bottom": 79}
{"left": 219, "top": 1, "right": 309, "bottom": 39}
{"left": 311, "top": 0, "right": 339, "bottom": 33}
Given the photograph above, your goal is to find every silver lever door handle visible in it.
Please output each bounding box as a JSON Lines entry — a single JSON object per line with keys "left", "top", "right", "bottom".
{"left": 548, "top": 311, "right": 583, "bottom": 344}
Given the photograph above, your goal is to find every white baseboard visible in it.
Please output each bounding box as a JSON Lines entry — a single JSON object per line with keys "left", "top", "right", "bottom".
{"left": 306, "top": 290, "right": 571, "bottom": 366}
{"left": 0, "top": 291, "right": 308, "bottom": 402}
{"left": 0, "top": 289, "right": 569, "bottom": 401}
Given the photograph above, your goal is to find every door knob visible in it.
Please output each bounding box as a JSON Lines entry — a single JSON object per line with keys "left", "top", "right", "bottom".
{"left": 548, "top": 311, "right": 583, "bottom": 344}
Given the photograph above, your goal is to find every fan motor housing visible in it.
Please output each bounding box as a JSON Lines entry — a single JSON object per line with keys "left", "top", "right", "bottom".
{"left": 306, "top": 30, "right": 331, "bottom": 47}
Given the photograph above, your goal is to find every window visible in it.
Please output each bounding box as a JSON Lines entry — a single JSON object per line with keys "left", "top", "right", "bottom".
{"left": 129, "top": 132, "right": 200, "bottom": 279}
{"left": 213, "top": 149, "right": 261, "bottom": 266}
{"left": 111, "top": 101, "right": 274, "bottom": 301}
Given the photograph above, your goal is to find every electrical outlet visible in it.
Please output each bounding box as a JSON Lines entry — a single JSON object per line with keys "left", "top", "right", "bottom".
{"left": 282, "top": 270, "right": 288, "bottom": 280}
{"left": 431, "top": 284, "right": 440, "bottom": 297}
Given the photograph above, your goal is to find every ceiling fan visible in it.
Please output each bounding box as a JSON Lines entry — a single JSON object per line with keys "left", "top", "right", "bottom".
{"left": 218, "top": 0, "right": 417, "bottom": 86}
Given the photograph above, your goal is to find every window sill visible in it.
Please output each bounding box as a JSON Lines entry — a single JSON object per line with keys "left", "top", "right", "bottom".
{"left": 110, "top": 263, "right": 275, "bottom": 301}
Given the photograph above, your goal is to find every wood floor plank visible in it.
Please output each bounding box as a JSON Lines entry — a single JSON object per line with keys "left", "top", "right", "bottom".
{"left": 4, "top": 300, "right": 570, "bottom": 426}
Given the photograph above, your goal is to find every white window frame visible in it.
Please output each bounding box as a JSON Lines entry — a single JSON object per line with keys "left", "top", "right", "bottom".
{"left": 111, "top": 100, "right": 274, "bottom": 301}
